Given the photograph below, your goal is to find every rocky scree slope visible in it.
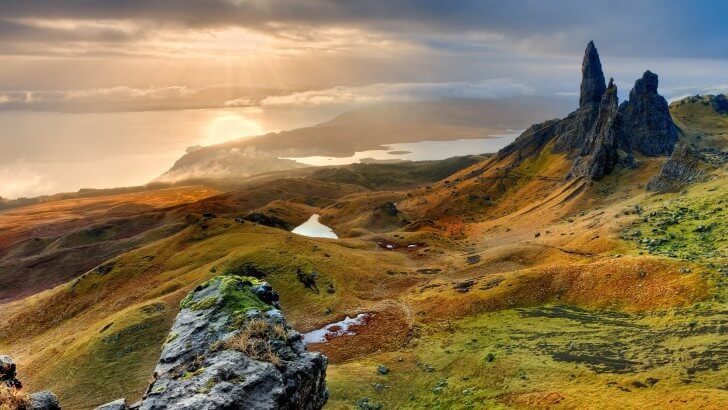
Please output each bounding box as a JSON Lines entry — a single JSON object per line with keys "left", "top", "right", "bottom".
{"left": 498, "top": 41, "right": 679, "bottom": 181}
{"left": 97, "top": 275, "right": 328, "bottom": 410}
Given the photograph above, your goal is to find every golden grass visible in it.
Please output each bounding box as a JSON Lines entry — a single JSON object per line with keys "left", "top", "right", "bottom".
{"left": 0, "top": 138, "right": 724, "bottom": 409}
{"left": 0, "top": 386, "right": 30, "bottom": 410}
{"left": 223, "top": 319, "right": 288, "bottom": 367}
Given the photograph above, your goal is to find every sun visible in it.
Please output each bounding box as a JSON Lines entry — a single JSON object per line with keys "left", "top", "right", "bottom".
{"left": 203, "top": 112, "right": 265, "bottom": 146}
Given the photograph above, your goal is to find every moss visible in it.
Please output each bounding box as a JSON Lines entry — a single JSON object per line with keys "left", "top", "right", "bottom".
{"left": 197, "top": 378, "right": 218, "bottom": 394}
{"left": 217, "top": 275, "right": 268, "bottom": 316}
{"left": 184, "top": 296, "right": 218, "bottom": 311}
{"left": 182, "top": 367, "right": 205, "bottom": 380}
{"left": 179, "top": 292, "right": 195, "bottom": 309}
{"left": 165, "top": 333, "right": 178, "bottom": 345}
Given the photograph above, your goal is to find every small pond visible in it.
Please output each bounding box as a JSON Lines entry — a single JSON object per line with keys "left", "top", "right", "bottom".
{"left": 291, "top": 214, "right": 338, "bottom": 239}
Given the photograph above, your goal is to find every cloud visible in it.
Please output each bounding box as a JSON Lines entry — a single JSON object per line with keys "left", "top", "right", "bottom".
{"left": 0, "top": 85, "right": 289, "bottom": 112}
{"left": 0, "top": 81, "right": 533, "bottom": 112}
{"left": 1, "top": 1, "right": 728, "bottom": 59}
{"left": 0, "top": 163, "right": 54, "bottom": 199}
{"left": 254, "top": 80, "right": 534, "bottom": 107}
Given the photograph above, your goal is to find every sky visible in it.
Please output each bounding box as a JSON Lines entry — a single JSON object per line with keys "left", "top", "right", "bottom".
{"left": 2, "top": 0, "right": 728, "bottom": 198}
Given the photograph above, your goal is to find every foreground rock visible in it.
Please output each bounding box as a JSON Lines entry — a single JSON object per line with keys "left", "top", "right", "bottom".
{"left": 1, "top": 355, "right": 60, "bottom": 409}
{"left": 98, "top": 275, "right": 328, "bottom": 410}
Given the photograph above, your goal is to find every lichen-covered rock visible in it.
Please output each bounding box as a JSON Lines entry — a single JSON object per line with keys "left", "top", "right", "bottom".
{"left": 646, "top": 142, "right": 708, "bottom": 192}
{"left": 95, "top": 398, "right": 129, "bottom": 410}
{"left": 136, "top": 275, "right": 328, "bottom": 410}
{"left": 29, "top": 391, "right": 60, "bottom": 410}
{"left": 618, "top": 70, "right": 679, "bottom": 156}
{"left": 569, "top": 79, "right": 620, "bottom": 180}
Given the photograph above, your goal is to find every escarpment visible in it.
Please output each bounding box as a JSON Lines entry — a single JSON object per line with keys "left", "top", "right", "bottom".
{"left": 97, "top": 276, "right": 328, "bottom": 410}
{"left": 498, "top": 41, "right": 680, "bottom": 181}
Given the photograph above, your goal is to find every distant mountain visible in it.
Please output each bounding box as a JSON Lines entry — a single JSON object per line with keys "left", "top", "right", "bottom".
{"left": 155, "top": 97, "right": 572, "bottom": 183}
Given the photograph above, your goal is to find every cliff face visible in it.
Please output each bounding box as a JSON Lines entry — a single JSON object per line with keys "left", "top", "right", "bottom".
{"left": 497, "top": 41, "right": 681, "bottom": 181}
{"left": 569, "top": 79, "right": 620, "bottom": 180}
{"left": 618, "top": 70, "right": 679, "bottom": 156}
{"left": 97, "top": 276, "right": 328, "bottom": 410}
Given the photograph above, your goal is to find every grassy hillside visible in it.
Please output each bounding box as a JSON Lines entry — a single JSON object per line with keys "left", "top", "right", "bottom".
{"left": 1, "top": 137, "right": 726, "bottom": 409}
{"left": 670, "top": 95, "right": 728, "bottom": 149}
{"left": 307, "top": 156, "right": 485, "bottom": 190}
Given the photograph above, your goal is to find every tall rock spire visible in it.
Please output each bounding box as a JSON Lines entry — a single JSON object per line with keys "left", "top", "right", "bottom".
{"left": 579, "top": 41, "right": 607, "bottom": 108}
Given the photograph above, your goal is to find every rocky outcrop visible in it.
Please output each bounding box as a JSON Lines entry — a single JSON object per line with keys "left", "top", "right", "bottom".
{"left": 1, "top": 356, "right": 60, "bottom": 410}
{"left": 1, "top": 355, "right": 21, "bottom": 389}
{"left": 569, "top": 79, "right": 620, "bottom": 180}
{"left": 551, "top": 42, "right": 606, "bottom": 154}
{"left": 242, "top": 212, "right": 292, "bottom": 230}
{"left": 497, "top": 41, "right": 681, "bottom": 182}
{"left": 710, "top": 94, "right": 728, "bottom": 114}
{"left": 29, "top": 392, "right": 61, "bottom": 410}
{"left": 98, "top": 275, "right": 327, "bottom": 410}
{"left": 579, "top": 41, "right": 607, "bottom": 109}
{"left": 646, "top": 142, "right": 708, "bottom": 192}
{"left": 618, "top": 70, "right": 679, "bottom": 156}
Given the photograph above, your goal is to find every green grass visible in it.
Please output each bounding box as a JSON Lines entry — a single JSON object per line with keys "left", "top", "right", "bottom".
{"left": 670, "top": 96, "right": 728, "bottom": 149}
{"left": 625, "top": 179, "right": 727, "bottom": 261}
{"left": 327, "top": 305, "right": 728, "bottom": 409}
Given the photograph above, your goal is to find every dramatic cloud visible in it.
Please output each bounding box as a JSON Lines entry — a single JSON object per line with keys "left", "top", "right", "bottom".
{"left": 252, "top": 80, "right": 534, "bottom": 107}
{"left": 2, "top": 1, "right": 728, "bottom": 58}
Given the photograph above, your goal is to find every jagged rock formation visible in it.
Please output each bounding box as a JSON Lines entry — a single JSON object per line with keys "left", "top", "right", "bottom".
{"left": 569, "top": 79, "right": 620, "bottom": 180}
{"left": 497, "top": 41, "right": 680, "bottom": 181}
{"left": 646, "top": 142, "right": 708, "bottom": 192}
{"left": 579, "top": 41, "right": 607, "bottom": 108}
{"left": 97, "top": 275, "right": 328, "bottom": 410}
{"left": 618, "top": 70, "right": 679, "bottom": 156}
{"left": 551, "top": 41, "right": 606, "bottom": 154}
{"left": 1, "top": 355, "right": 60, "bottom": 410}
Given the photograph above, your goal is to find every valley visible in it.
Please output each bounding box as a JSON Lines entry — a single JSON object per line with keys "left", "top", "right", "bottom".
{"left": 0, "top": 42, "right": 726, "bottom": 409}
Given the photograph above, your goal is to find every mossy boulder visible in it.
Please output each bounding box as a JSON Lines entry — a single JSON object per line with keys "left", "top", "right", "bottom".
{"left": 100, "top": 275, "right": 328, "bottom": 410}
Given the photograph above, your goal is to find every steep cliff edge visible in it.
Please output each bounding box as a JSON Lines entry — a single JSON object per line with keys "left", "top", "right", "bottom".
{"left": 97, "top": 275, "right": 328, "bottom": 410}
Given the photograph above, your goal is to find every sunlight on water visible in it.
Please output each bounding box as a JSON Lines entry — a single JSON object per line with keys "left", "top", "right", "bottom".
{"left": 282, "top": 131, "right": 522, "bottom": 166}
